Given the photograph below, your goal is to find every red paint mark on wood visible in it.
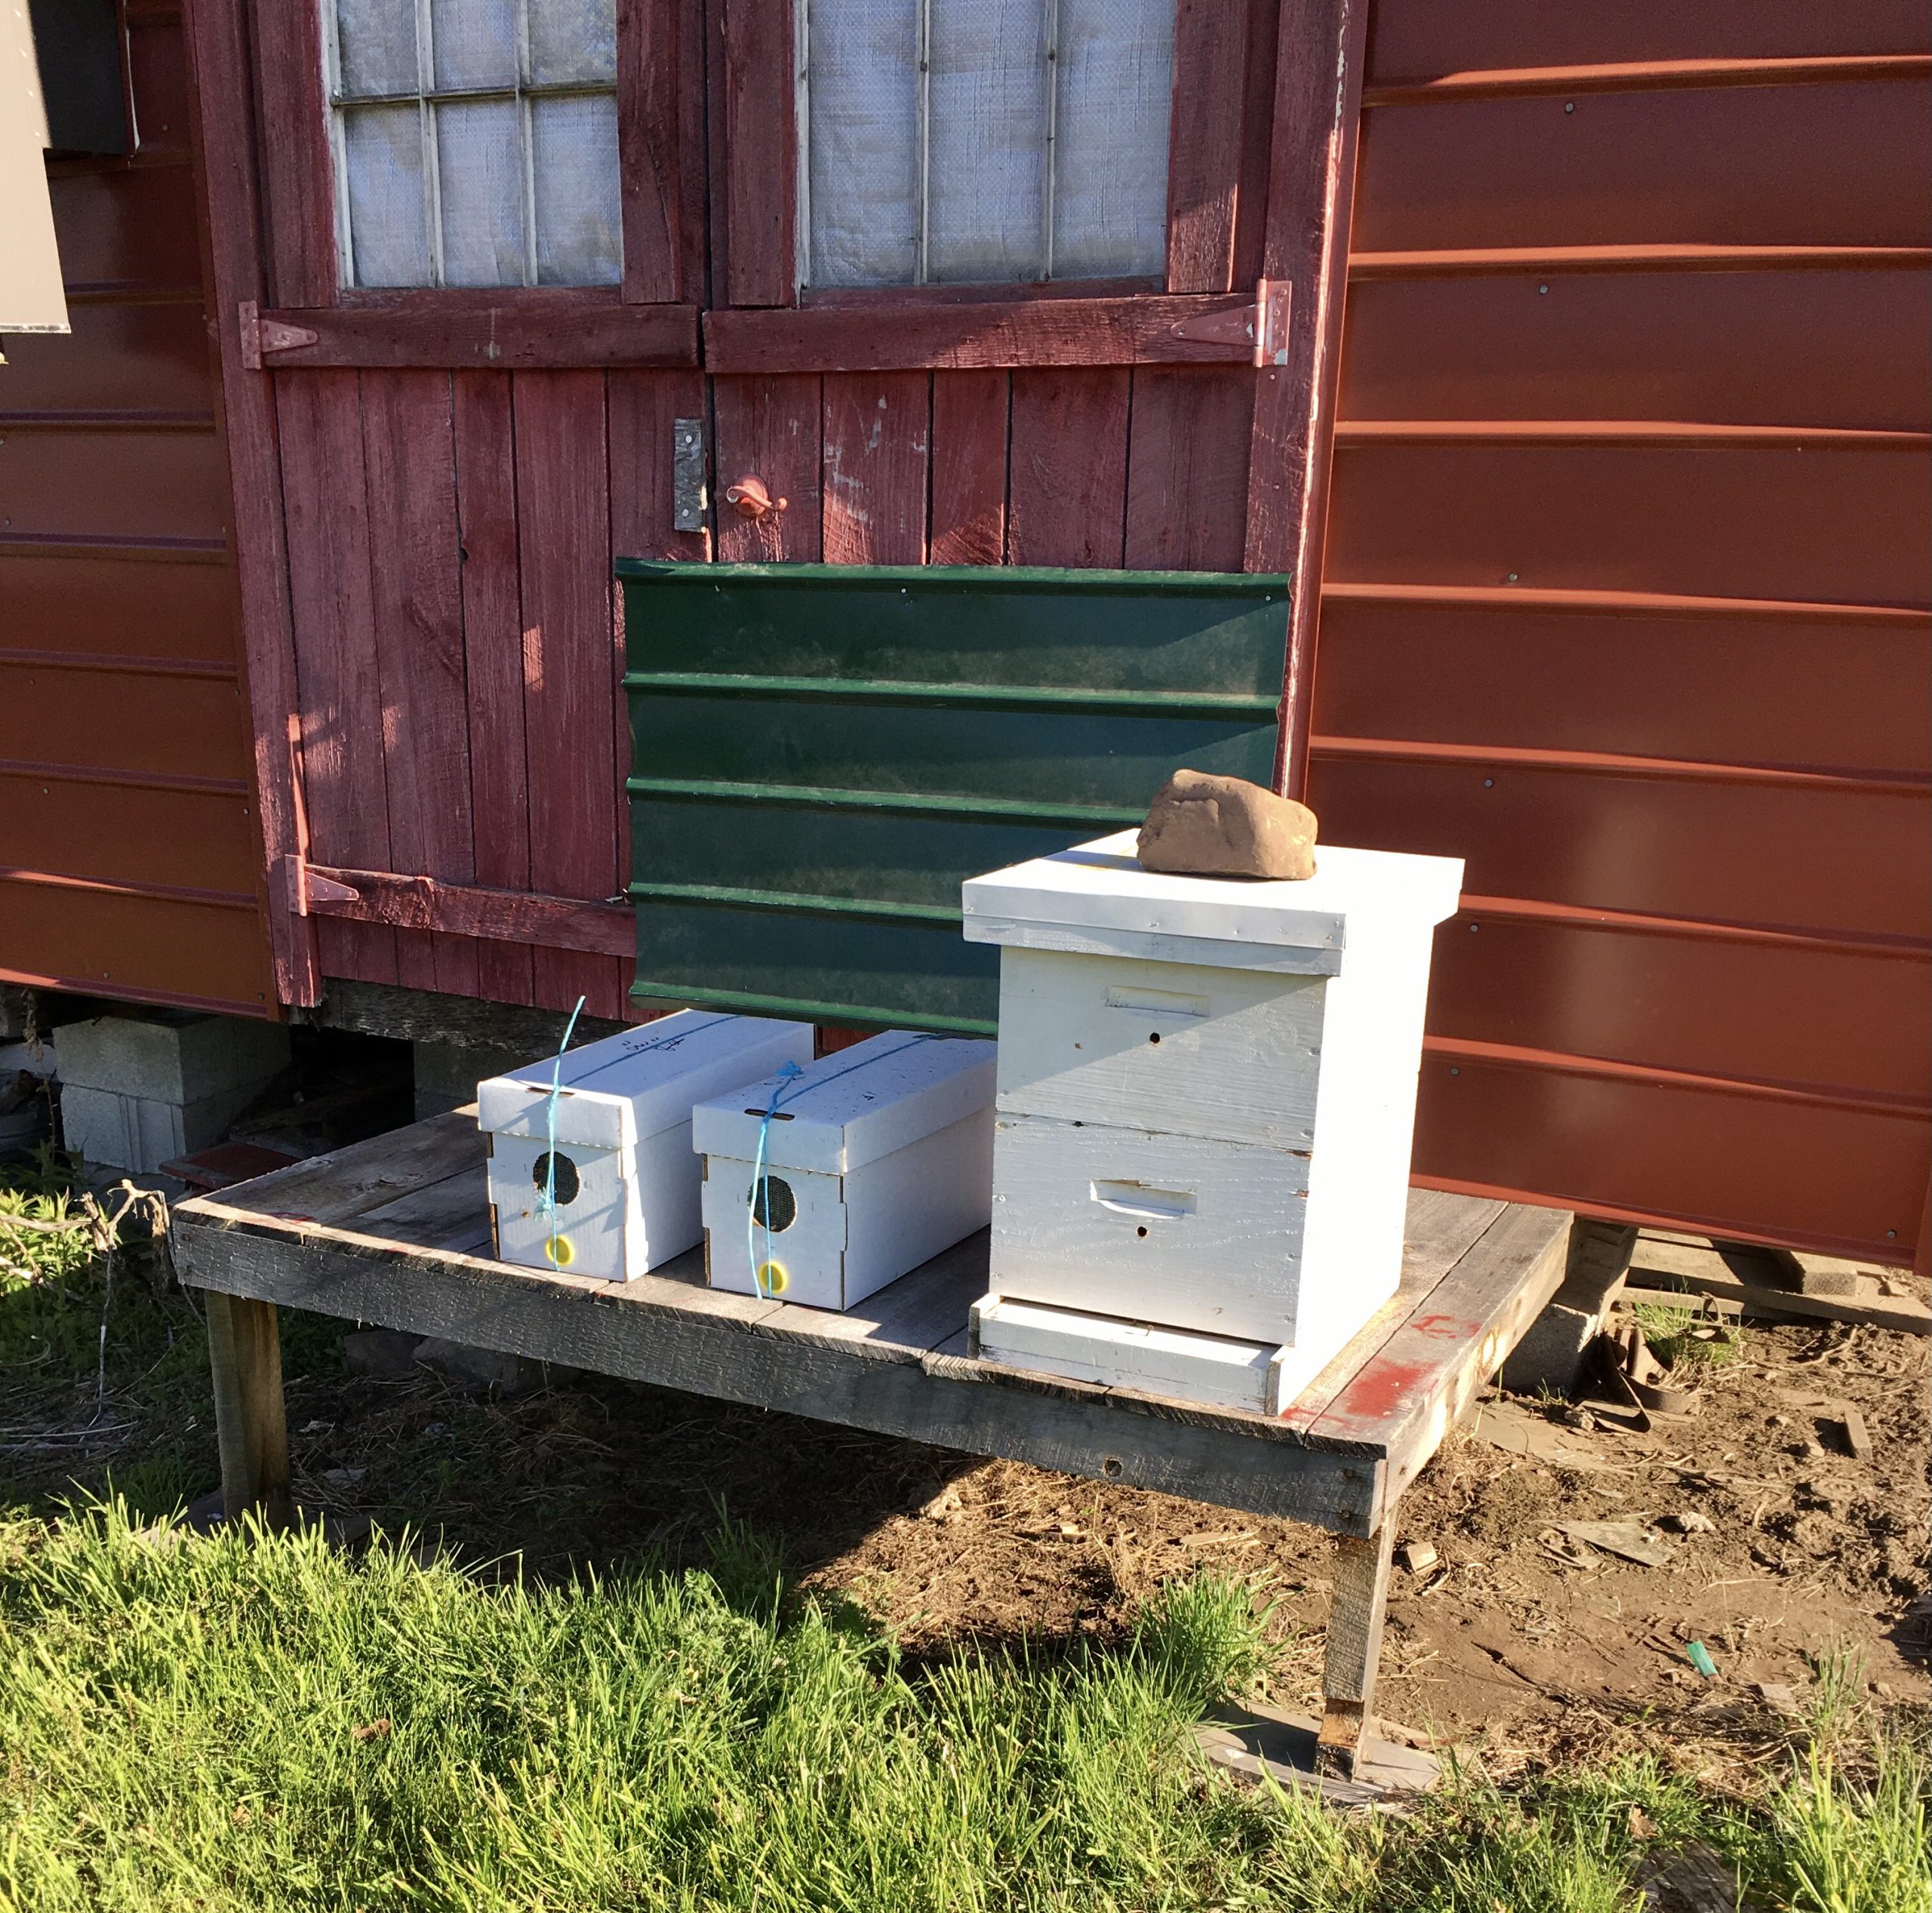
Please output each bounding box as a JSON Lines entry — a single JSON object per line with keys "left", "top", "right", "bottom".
{"left": 513, "top": 371, "right": 623, "bottom": 1020}
{"left": 1408, "top": 1312, "right": 1479, "bottom": 1342}
{"left": 453, "top": 370, "right": 534, "bottom": 1007}
{"left": 1321, "top": 1355, "right": 1435, "bottom": 1426}
{"left": 1008, "top": 370, "right": 1129, "bottom": 567}
{"left": 931, "top": 371, "right": 1008, "bottom": 564}
{"left": 361, "top": 371, "right": 478, "bottom": 998}
{"left": 1124, "top": 368, "right": 1255, "bottom": 571}
{"left": 823, "top": 372, "right": 930, "bottom": 565}
{"left": 275, "top": 371, "right": 396, "bottom": 985}
{"left": 712, "top": 375, "right": 823, "bottom": 562}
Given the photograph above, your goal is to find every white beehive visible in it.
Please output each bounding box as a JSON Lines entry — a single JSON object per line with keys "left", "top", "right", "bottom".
{"left": 694, "top": 1031, "right": 996, "bottom": 1310}
{"left": 478, "top": 1010, "right": 813, "bottom": 1282}
{"left": 961, "top": 829, "right": 1463, "bottom": 1412}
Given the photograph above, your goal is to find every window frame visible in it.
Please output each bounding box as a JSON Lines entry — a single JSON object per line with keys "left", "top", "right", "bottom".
{"left": 717, "top": 0, "right": 1272, "bottom": 311}
{"left": 250, "top": 0, "right": 701, "bottom": 318}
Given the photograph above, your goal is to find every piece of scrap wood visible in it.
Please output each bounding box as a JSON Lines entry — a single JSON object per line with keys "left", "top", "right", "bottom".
{"left": 1469, "top": 1398, "right": 1634, "bottom": 1472}
{"left": 1635, "top": 1840, "right": 1763, "bottom": 1912}
{"left": 1193, "top": 1702, "right": 1439, "bottom": 1810}
{"left": 1629, "top": 1239, "right": 1929, "bottom": 1336}
{"left": 1835, "top": 1402, "right": 1873, "bottom": 1461}
{"left": 1397, "top": 1540, "right": 1438, "bottom": 1575}
{"left": 1555, "top": 1519, "right": 1674, "bottom": 1567}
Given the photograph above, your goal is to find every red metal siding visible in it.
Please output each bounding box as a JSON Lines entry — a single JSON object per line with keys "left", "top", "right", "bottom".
{"left": 1310, "top": 4, "right": 1932, "bottom": 1263}
{"left": 0, "top": 1, "right": 276, "bottom": 1017}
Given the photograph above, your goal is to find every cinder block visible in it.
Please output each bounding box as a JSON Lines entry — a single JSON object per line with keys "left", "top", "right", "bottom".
{"left": 412, "top": 1038, "right": 537, "bottom": 1121}
{"left": 55, "top": 1010, "right": 289, "bottom": 1105}
{"left": 60, "top": 1081, "right": 265, "bottom": 1174}
{"left": 1500, "top": 1219, "right": 1637, "bottom": 1395}
{"left": 0, "top": 987, "right": 30, "bottom": 1043}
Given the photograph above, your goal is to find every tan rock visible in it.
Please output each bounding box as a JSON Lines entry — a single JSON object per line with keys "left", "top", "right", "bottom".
{"left": 1136, "top": 770, "right": 1318, "bottom": 880}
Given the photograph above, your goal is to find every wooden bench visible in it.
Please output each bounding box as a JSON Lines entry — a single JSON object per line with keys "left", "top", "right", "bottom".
{"left": 171, "top": 1109, "right": 1571, "bottom": 1777}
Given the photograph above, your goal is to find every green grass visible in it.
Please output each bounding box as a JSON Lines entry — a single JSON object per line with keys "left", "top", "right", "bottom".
{"left": 0, "top": 1502, "right": 1924, "bottom": 1913}
{"left": 1628, "top": 1300, "right": 1745, "bottom": 1375}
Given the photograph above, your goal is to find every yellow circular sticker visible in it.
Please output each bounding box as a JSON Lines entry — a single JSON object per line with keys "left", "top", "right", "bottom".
{"left": 543, "top": 1234, "right": 575, "bottom": 1268}
{"left": 755, "top": 1260, "right": 789, "bottom": 1295}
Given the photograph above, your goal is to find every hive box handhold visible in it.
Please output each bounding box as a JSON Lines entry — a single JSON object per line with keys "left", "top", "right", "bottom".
{"left": 1137, "top": 769, "right": 1318, "bottom": 881}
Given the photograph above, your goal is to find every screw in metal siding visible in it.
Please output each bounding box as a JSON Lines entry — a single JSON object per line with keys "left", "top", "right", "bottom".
{"left": 1539, "top": 284, "right": 1549, "bottom": 294}
{"left": 1564, "top": 100, "right": 1575, "bottom": 113}
{"left": 1450, "top": 1066, "right": 1460, "bottom": 1075}
{"left": 1483, "top": 778, "right": 1495, "bottom": 788}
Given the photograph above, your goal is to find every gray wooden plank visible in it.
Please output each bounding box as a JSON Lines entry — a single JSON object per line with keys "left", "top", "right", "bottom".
{"left": 355, "top": 1164, "right": 491, "bottom": 1250}
{"left": 1309, "top": 1202, "right": 1571, "bottom": 1516}
{"left": 758, "top": 1229, "right": 989, "bottom": 1354}
{"left": 192, "top": 1112, "right": 482, "bottom": 1227}
{"left": 172, "top": 1216, "right": 1383, "bottom": 1530}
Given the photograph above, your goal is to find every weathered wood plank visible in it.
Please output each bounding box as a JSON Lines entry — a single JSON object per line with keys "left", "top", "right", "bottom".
{"left": 706, "top": 294, "right": 1259, "bottom": 374}
{"left": 1124, "top": 368, "right": 1254, "bottom": 572}
{"left": 360, "top": 371, "right": 478, "bottom": 998}
{"left": 275, "top": 371, "right": 396, "bottom": 986}
{"left": 355, "top": 1164, "right": 494, "bottom": 1253}
{"left": 451, "top": 371, "right": 534, "bottom": 1007}
{"left": 512, "top": 372, "right": 623, "bottom": 1020}
{"left": 1165, "top": 0, "right": 1249, "bottom": 294}
{"left": 1008, "top": 371, "right": 1130, "bottom": 568}
{"left": 719, "top": 0, "right": 795, "bottom": 306}
{"left": 712, "top": 375, "right": 823, "bottom": 562}
{"left": 761, "top": 1228, "right": 989, "bottom": 1353}
{"left": 302, "top": 868, "right": 633, "bottom": 958}
{"left": 193, "top": 1111, "right": 481, "bottom": 1228}
{"left": 251, "top": 303, "right": 699, "bottom": 371}
{"left": 1316, "top": 1201, "right": 1571, "bottom": 1506}
{"left": 929, "top": 371, "right": 1009, "bottom": 564}
{"left": 822, "top": 372, "right": 929, "bottom": 565}
{"left": 174, "top": 1217, "right": 1382, "bottom": 1528}
{"left": 1316, "top": 1521, "right": 1394, "bottom": 1773}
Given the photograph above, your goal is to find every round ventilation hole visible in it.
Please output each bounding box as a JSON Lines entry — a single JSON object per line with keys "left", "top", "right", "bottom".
{"left": 531, "top": 1151, "right": 580, "bottom": 1207}
{"left": 750, "top": 1174, "right": 797, "bottom": 1232}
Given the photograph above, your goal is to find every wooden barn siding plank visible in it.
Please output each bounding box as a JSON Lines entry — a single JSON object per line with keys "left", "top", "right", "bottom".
{"left": 1165, "top": 0, "right": 1248, "bottom": 293}
{"left": 359, "top": 372, "right": 478, "bottom": 998}
{"left": 1352, "top": 82, "right": 1932, "bottom": 255}
{"left": 617, "top": 0, "right": 685, "bottom": 305}
{"left": 273, "top": 372, "right": 396, "bottom": 984}
{"left": 719, "top": 0, "right": 795, "bottom": 306}
{"left": 928, "top": 372, "right": 1010, "bottom": 564}
{"left": 1336, "top": 267, "right": 1932, "bottom": 433}
{"left": 610, "top": 366, "right": 711, "bottom": 1011}
{"left": 451, "top": 372, "right": 536, "bottom": 1006}
{"left": 1321, "top": 441, "right": 1932, "bottom": 607}
{"left": 1245, "top": 0, "right": 1373, "bottom": 798}
{"left": 1006, "top": 371, "right": 1129, "bottom": 568}
{"left": 711, "top": 376, "right": 824, "bottom": 562}
{"left": 1124, "top": 370, "right": 1254, "bottom": 571}
{"left": 822, "top": 373, "right": 931, "bottom": 565}
{"left": 512, "top": 372, "right": 623, "bottom": 1020}
{"left": 1364, "top": 0, "right": 1931, "bottom": 80}
{"left": 246, "top": 0, "right": 334, "bottom": 306}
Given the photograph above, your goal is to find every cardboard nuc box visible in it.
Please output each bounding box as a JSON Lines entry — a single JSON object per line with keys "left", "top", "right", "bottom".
{"left": 694, "top": 1032, "right": 997, "bottom": 1310}
{"left": 478, "top": 1010, "right": 813, "bottom": 1282}
{"left": 961, "top": 829, "right": 1463, "bottom": 1413}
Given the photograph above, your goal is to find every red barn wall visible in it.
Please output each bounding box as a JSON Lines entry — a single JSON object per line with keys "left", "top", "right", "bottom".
{"left": 0, "top": 0, "right": 277, "bottom": 1017}
{"left": 1309, "top": 1, "right": 1932, "bottom": 1262}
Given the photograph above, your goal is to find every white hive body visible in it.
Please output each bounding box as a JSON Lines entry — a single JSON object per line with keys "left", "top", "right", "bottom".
{"left": 961, "top": 829, "right": 1463, "bottom": 1412}
{"left": 478, "top": 1010, "right": 814, "bottom": 1283}
{"left": 694, "top": 1031, "right": 997, "bottom": 1311}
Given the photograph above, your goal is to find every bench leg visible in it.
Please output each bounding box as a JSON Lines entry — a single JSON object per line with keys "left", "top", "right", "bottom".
{"left": 1316, "top": 1521, "right": 1394, "bottom": 1777}
{"left": 205, "top": 1291, "right": 292, "bottom": 1529}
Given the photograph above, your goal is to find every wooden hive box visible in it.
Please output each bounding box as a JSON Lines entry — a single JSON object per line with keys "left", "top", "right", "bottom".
{"left": 695, "top": 1032, "right": 997, "bottom": 1310}
{"left": 962, "top": 830, "right": 1463, "bottom": 1410}
{"left": 478, "top": 1011, "right": 813, "bottom": 1283}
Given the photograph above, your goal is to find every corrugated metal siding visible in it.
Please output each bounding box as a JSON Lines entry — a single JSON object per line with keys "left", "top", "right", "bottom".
{"left": 1309, "top": 0, "right": 1932, "bottom": 1263}
{"left": 0, "top": 2, "right": 276, "bottom": 1016}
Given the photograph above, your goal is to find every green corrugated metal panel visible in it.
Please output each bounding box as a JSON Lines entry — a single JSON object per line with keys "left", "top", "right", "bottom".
{"left": 620, "top": 562, "right": 1292, "bottom": 1033}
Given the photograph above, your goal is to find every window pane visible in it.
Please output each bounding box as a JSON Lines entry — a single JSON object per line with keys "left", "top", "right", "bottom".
{"left": 430, "top": 0, "right": 518, "bottom": 91}
{"left": 343, "top": 104, "right": 432, "bottom": 285}
{"left": 1052, "top": 0, "right": 1171, "bottom": 278}
{"left": 928, "top": 0, "right": 1048, "bottom": 284}
{"left": 334, "top": 0, "right": 420, "bottom": 98}
{"left": 527, "top": 0, "right": 617, "bottom": 86}
{"left": 806, "top": 0, "right": 919, "bottom": 288}
{"left": 531, "top": 93, "right": 622, "bottom": 284}
{"left": 437, "top": 100, "right": 526, "bottom": 284}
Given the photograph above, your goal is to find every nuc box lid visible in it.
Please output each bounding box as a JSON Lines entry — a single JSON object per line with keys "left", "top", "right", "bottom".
{"left": 476, "top": 1010, "right": 814, "bottom": 1152}
{"left": 692, "top": 1031, "right": 996, "bottom": 1175}
{"left": 961, "top": 829, "right": 1464, "bottom": 975}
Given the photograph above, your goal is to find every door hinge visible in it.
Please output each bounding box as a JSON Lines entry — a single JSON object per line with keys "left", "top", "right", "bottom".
{"left": 238, "top": 301, "right": 321, "bottom": 371}
{"left": 279, "top": 853, "right": 358, "bottom": 917}
{"left": 1168, "top": 278, "right": 1293, "bottom": 368}
{"left": 672, "top": 417, "right": 708, "bottom": 531}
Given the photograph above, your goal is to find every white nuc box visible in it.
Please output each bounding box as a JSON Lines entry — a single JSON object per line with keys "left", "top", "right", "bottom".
{"left": 478, "top": 1010, "right": 814, "bottom": 1283}
{"left": 961, "top": 829, "right": 1465, "bottom": 1413}
{"left": 694, "top": 1031, "right": 998, "bottom": 1311}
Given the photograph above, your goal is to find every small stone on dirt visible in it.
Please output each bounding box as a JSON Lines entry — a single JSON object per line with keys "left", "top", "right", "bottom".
{"left": 1663, "top": 1510, "right": 1715, "bottom": 1534}
{"left": 345, "top": 1327, "right": 426, "bottom": 1381}
{"left": 1136, "top": 770, "right": 1317, "bottom": 880}
{"left": 414, "top": 1336, "right": 541, "bottom": 1395}
{"left": 1755, "top": 1681, "right": 1801, "bottom": 1718}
